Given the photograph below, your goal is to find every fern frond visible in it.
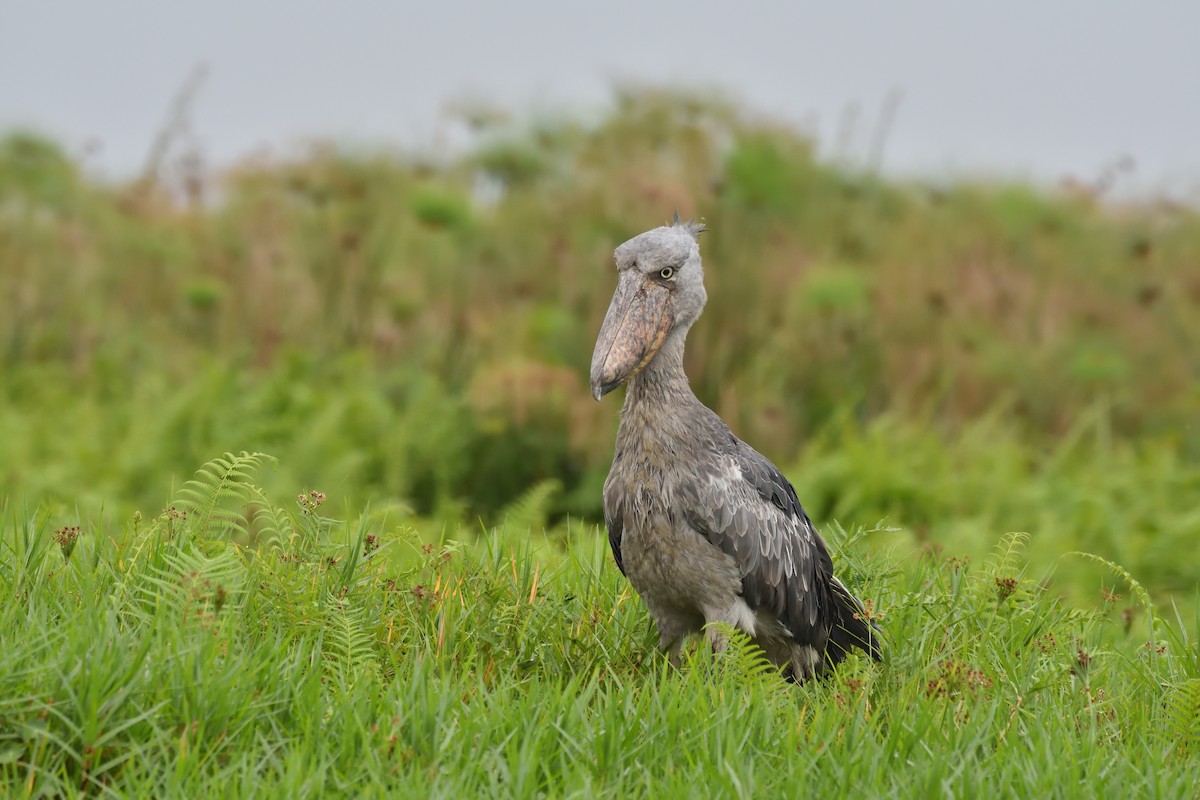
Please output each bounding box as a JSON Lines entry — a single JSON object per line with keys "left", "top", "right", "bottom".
{"left": 498, "top": 479, "right": 560, "bottom": 534}
{"left": 1067, "top": 551, "right": 1157, "bottom": 630}
{"left": 245, "top": 501, "right": 292, "bottom": 548}
{"left": 130, "top": 543, "right": 247, "bottom": 627}
{"left": 986, "top": 531, "right": 1031, "bottom": 578}
{"left": 322, "top": 591, "right": 378, "bottom": 687}
{"left": 173, "top": 452, "right": 278, "bottom": 540}
{"left": 1164, "top": 679, "right": 1200, "bottom": 756}
{"left": 701, "top": 623, "right": 788, "bottom": 689}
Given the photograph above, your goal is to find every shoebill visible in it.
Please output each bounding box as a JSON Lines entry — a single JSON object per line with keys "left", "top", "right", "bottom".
{"left": 590, "top": 214, "right": 881, "bottom": 680}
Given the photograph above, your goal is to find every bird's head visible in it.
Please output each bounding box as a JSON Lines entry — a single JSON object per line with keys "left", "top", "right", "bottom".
{"left": 590, "top": 213, "right": 707, "bottom": 400}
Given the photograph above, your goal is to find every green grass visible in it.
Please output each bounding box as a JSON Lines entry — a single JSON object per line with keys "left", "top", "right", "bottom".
{"left": 1, "top": 453, "right": 1197, "bottom": 797}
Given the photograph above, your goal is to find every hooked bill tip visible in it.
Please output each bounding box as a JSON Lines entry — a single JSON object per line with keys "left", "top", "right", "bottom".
{"left": 590, "top": 379, "right": 615, "bottom": 401}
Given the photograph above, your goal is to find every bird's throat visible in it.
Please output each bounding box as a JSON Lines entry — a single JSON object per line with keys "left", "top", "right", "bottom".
{"left": 625, "top": 330, "right": 691, "bottom": 407}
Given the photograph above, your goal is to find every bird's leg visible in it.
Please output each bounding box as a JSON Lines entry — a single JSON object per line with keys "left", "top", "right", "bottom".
{"left": 702, "top": 602, "right": 753, "bottom": 654}
{"left": 789, "top": 644, "right": 823, "bottom": 681}
{"left": 705, "top": 623, "right": 729, "bottom": 654}
{"left": 659, "top": 635, "right": 684, "bottom": 668}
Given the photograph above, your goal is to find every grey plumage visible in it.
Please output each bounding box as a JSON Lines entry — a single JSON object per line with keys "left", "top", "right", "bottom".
{"left": 590, "top": 216, "right": 881, "bottom": 680}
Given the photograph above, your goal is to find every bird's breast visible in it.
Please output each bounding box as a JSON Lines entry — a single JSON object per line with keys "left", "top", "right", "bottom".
{"left": 605, "top": 434, "right": 742, "bottom": 613}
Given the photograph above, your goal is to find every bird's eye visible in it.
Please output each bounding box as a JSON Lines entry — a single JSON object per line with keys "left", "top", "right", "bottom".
{"left": 659, "top": 267, "right": 675, "bottom": 280}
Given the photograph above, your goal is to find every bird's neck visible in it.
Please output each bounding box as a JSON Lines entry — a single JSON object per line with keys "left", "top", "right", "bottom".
{"left": 624, "top": 329, "right": 694, "bottom": 409}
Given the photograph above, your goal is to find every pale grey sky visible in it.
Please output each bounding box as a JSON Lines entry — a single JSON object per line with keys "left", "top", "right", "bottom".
{"left": 1, "top": 1, "right": 1197, "bottom": 198}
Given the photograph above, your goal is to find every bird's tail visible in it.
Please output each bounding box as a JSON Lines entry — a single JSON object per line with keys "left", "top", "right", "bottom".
{"left": 826, "top": 576, "right": 884, "bottom": 664}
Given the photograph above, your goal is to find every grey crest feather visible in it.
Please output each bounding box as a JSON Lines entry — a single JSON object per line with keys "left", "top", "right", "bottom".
{"left": 670, "top": 210, "right": 706, "bottom": 240}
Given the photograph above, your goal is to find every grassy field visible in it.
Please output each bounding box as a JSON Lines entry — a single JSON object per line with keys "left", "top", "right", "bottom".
{"left": 1, "top": 90, "right": 1199, "bottom": 795}
{"left": 0, "top": 452, "right": 1197, "bottom": 797}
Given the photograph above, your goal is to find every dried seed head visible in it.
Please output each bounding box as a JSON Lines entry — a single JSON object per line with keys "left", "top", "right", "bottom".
{"left": 53, "top": 526, "right": 84, "bottom": 560}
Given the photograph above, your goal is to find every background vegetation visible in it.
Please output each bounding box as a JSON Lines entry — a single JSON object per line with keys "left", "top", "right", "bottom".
{"left": 1, "top": 89, "right": 1197, "bottom": 795}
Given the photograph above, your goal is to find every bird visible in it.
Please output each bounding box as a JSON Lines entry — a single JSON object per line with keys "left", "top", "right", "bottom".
{"left": 590, "top": 213, "right": 881, "bottom": 680}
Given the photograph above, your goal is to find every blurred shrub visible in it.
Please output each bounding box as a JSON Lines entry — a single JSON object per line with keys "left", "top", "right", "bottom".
{"left": 410, "top": 186, "right": 474, "bottom": 230}
{"left": 800, "top": 265, "right": 871, "bottom": 314}
{"left": 0, "top": 133, "right": 82, "bottom": 211}
{"left": 0, "top": 90, "right": 1198, "bottom": 530}
{"left": 474, "top": 139, "right": 546, "bottom": 187}
{"left": 724, "top": 136, "right": 809, "bottom": 216}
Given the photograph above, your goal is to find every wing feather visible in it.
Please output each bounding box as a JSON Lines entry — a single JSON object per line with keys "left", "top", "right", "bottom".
{"left": 683, "top": 440, "right": 836, "bottom": 650}
{"left": 602, "top": 475, "right": 626, "bottom": 575}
